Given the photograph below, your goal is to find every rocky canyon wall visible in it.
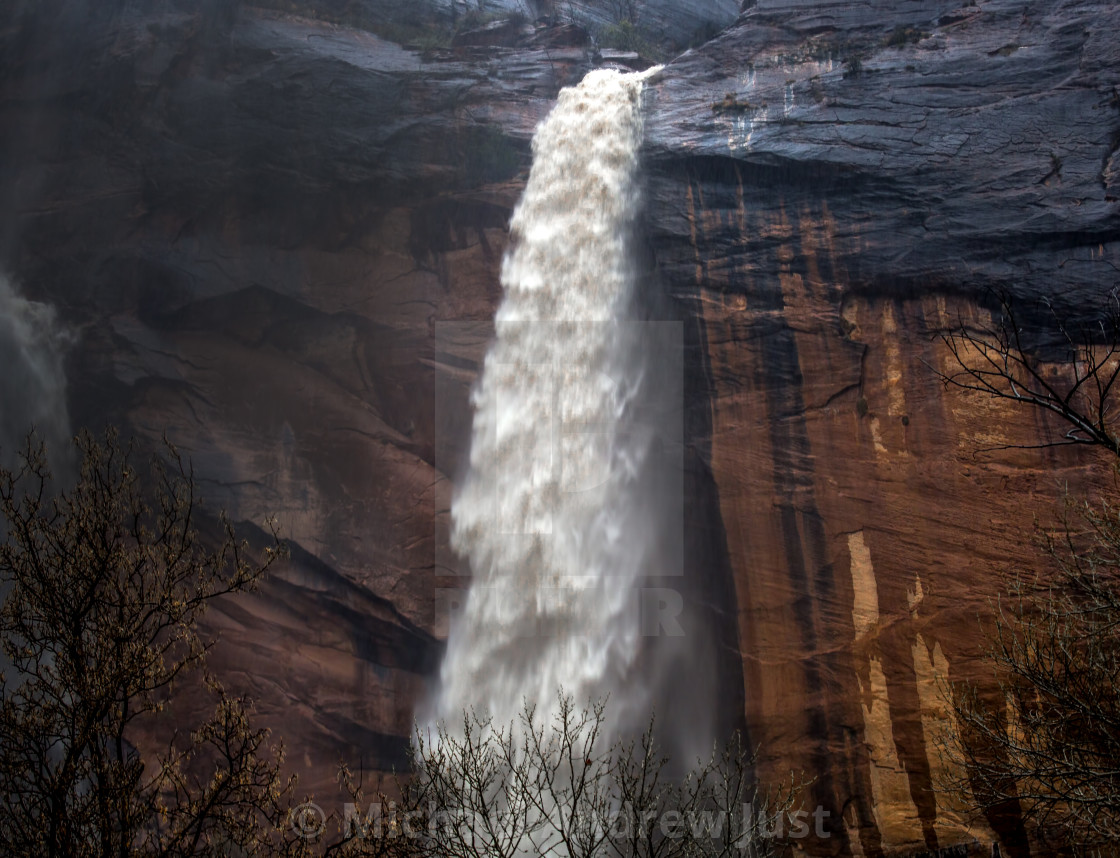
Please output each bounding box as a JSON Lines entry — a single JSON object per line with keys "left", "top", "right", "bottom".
{"left": 1, "top": 0, "right": 1118, "bottom": 855}
{"left": 642, "top": 1, "right": 1119, "bottom": 852}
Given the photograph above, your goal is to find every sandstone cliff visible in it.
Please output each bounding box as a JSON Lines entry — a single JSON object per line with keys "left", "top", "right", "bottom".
{"left": 642, "top": 1, "right": 1120, "bottom": 853}
{"left": 1, "top": 0, "right": 1117, "bottom": 854}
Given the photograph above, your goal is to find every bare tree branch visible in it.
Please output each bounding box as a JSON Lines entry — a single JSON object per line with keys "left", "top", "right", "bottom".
{"left": 0, "top": 429, "right": 310, "bottom": 858}
{"left": 932, "top": 290, "right": 1120, "bottom": 457}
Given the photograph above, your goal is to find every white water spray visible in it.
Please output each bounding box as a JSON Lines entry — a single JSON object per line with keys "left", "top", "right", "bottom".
{"left": 0, "top": 273, "right": 71, "bottom": 472}
{"left": 433, "top": 67, "right": 672, "bottom": 739}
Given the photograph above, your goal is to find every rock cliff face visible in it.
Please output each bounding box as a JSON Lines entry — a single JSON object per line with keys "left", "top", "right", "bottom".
{"left": 642, "top": 2, "right": 1120, "bottom": 852}
{"left": 1, "top": 0, "right": 1118, "bottom": 854}
{"left": 1, "top": 0, "right": 582, "bottom": 781}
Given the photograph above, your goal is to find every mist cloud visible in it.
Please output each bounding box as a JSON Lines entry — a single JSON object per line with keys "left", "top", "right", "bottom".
{"left": 0, "top": 272, "right": 72, "bottom": 471}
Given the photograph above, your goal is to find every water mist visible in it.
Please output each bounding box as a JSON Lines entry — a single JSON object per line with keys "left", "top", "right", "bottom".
{"left": 0, "top": 273, "right": 71, "bottom": 472}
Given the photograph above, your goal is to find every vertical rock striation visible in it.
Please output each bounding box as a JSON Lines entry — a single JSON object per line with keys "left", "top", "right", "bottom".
{"left": 642, "top": 0, "right": 1120, "bottom": 852}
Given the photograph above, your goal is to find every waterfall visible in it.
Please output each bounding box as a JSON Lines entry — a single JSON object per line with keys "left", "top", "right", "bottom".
{"left": 432, "top": 66, "right": 677, "bottom": 740}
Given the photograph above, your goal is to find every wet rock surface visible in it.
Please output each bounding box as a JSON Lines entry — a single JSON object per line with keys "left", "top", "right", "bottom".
{"left": 1, "top": 0, "right": 592, "bottom": 793}
{"left": 642, "top": 0, "right": 1119, "bottom": 853}
{"left": 1, "top": 0, "right": 1119, "bottom": 852}
{"left": 645, "top": 0, "right": 1120, "bottom": 326}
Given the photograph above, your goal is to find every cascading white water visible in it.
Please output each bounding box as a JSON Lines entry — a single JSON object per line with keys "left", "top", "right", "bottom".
{"left": 433, "top": 66, "right": 665, "bottom": 738}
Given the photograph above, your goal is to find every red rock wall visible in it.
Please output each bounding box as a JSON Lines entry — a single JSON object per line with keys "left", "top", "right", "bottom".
{"left": 3, "top": 3, "right": 1119, "bottom": 855}
{"left": 677, "top": 186, "right": 1111, "bottom": 853}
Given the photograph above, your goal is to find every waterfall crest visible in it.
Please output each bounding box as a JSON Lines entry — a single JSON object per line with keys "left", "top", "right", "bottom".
{"left": 433, "top": 67, "right": 664, "bottom": 737}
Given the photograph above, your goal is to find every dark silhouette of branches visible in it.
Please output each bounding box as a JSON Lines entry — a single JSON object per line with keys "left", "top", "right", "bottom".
{"left": 932, "top": 290, "right": 1120, "bottom": 852}
{"left": 310, "top": 695, "right": 805, "bottom": 858}
{"left": 0, "top": 428, "right": 307, "bottom": 858}
{"left": 938, "top": 498, "right": 1120, "bottom": 852}
{"left": 934, "top": 290, "right": 1120, "bottom": 456}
